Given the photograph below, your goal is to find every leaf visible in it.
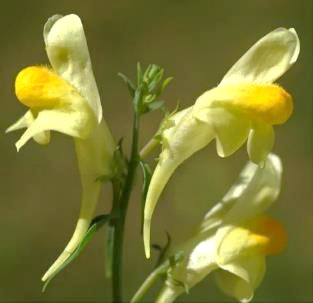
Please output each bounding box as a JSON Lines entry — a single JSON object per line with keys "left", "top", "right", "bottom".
{"left": 111, "top": 139, "right": 128, "bottom": 184}
{"left": 143, "top": 64, "right": 153, "bottom": 83}
{"left": 118, "top": 72, "right": 135, "bottom": 97}
{"left": 137, "top": 62, "right": 143, "bottom": 87}
{"left": 152, "top": 232, "right": 171, "bottom": 267}
{"left": 146, "top": 100, "right": 165, "bottom": 113}
{"left": 148, "top": 68, "right": 164, "bottom": 92}
{"left": 42, "top": 214, "right": 110, "bottom": 292}
{"left": 160, "top": 77, "right": 173, "bottom": 94}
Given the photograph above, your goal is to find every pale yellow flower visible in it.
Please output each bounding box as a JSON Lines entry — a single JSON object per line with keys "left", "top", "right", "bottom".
{"left": 6, "top": 14, "right": 115, "bottom": 281}
{"left": 155, "top": 154, "right": 286, "bottom": 303}
{"left": 144, "top": 28, "right": 299, "bottom": 258}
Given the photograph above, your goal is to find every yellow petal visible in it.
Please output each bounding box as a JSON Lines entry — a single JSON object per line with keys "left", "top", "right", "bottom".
{"left": 247, "top": 123, "right": 275, "bottom": 165}
{"left": 215, "top": 255, "right": 266, "bottom": 303}
{"left": 14, "top": 106, "right": 93, "bottom": 151}
{"left": 220, "top": 28, "right": 300, "bottom": 85}
{"left": 144, "top": 109, "right": 214, "bottom": 258}
{"left": 44, "top": 14, "right": 103, "bottom": 123}
{"left": 201, "top": 107, "right": 251, "bottom": 157}
{"left": 216, "top": 215, "right": 287, "bottom": 263}
{"left": 200, "top": 154, "right": 282, "bottom": 233}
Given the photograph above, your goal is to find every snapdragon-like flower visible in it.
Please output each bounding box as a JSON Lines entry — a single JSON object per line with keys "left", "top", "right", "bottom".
{"left": 6, "top": 14, "right": 115, "bottom": 281}
{"left": 155, "top": 154, "right": 285, "bottom": 303}
{"left": 143, "top": 28, "right": 299, "bottom": 257}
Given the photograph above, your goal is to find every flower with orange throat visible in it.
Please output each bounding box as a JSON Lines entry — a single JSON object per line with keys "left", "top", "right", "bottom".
{"left": 154, "top": 154, "right": 286, "bottom": 303}
{"left": 143, "top": 28, "right": 299, "bottom": 258}
{"left": 6, "top": 14, "right": 116, "bottom": 281}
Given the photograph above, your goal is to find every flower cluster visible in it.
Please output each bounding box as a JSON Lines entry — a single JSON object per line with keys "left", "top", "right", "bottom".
{"left": 7, "top": 13, "right": 300, "bottom": 303}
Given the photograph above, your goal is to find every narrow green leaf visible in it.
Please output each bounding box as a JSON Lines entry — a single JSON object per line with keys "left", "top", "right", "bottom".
{"left": 147, "top": 64, "right": 162, "bottom": 81}
{"left": 152, "top": 232, "right": 171, "bottom": 267}
{"left": 42, "top": 214, "right": 110, "bottom": 292}
{"left": 111, "top": 139, "right": 128, "bottom": 184}
{"left": 137, "top": 62, "right": 143, "bottom": 86}
{"left": 146, "top": 100, "right": 165, "bottom": 113}
{"left": 148, "top": 69, "right": 164, "bottom": 92}
{"left": 118, "top": 72, "right": 135, "bottom": 97}
{"left": 143, "top": 64, "right": 153, "bottom": 83}
{"left": 160, "top": 77, "right": 174, "bottom": 93}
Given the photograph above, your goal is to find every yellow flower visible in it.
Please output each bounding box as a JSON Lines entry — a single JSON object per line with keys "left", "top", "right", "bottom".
{"left": 6, "top": 14, "right": 115, "bottom": 281}
{"left": 143, "top": 28, "right": 299, "bottom": 258}
{"left": 155, "top": 154, "right": 286, "bottom": 303}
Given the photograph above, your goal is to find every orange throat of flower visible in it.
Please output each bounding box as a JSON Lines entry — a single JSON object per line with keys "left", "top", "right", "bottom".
{"left": 15, "top": 66, "right": 74, "bottom": 109}
{"left": 246, "top": 215, "right": 288, "bottom": 256}
{"left": 220, "top": 83, "right": 294, "bottom": 125}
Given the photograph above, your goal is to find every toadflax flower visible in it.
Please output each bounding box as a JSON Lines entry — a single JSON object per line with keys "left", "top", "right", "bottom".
{"left": 143, "top": 28, "right": 299, "bottom": 257}
{"left": 155, "top": 153, "right": 286, "bottom": 303}
{"left": 6, "top": 14, "right": 115, "bottom": 281}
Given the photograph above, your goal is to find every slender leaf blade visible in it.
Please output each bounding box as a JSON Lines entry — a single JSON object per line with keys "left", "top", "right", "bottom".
{"left": 42, "top": 214, "right": 110, "bottom": 292}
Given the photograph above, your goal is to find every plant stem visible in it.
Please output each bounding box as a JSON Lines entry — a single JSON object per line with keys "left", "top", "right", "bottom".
{"left": 130, "top": 261, "right": 170, "bottom": 303}
{"left": 139, "top": 137, "right": 159, "bottom": 160}
{"left": 112, "top": 112, "right": 140, "bottom": 302}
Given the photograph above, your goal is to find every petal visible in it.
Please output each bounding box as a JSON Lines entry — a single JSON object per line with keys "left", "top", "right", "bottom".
{"left": 33, "top": 131, "right": 51, "bottom": 145}
{"left": 220, "top": 28, "right": 300, "bottom": 85}
{"left": 213, "top": 109, "right": 250, "bottom": 157}
{"left": 6, "top": 110, "right": 34, "bottom": 133}
{"left": 183, "top": 234, "right": 217, "bottom": 280}
{"left": 200, "top": 154, "right": 282, "bottom": 232}
{"left": 214, "top": 215, "right": 286, "bottom": 264}
{"left": 193, "top": 103, "right": 251, "bottom": 157}
{"left": 44, "top": 14, "right": 103, "bottom": 122}
{"left": 15, "top": 102, "right": 93, "bottom": 151}
{"left": 143, "top": 108, "right": 214, "bottom": 258}
{"left": 215, "top": 255, "right": 266, "bottom": 303}
{"left": 6, "top": 110, "right": 51, "bottom": 145}
{"left": 247, "top": 123, "right": 275, "bottom": 165}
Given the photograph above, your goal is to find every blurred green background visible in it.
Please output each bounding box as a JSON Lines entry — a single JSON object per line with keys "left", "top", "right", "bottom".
{"left": 0, "top": 0, "right": 312, "bottom": 302}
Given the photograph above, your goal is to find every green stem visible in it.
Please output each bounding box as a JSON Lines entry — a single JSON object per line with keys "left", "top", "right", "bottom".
{"left": 139, "top": 137, "right": 159, "bottom": 160}
{"left": 130, "top": 261, "right": 170, "bottom": 303}
{"left": 112, "top": 112, "right": 140, "bottom": 302}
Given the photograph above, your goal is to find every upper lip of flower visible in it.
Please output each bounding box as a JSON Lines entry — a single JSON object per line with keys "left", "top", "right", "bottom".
{"left": 219, "top": 27, "right": 300, "bottom": 86}
{"left": 44, "top": 14, "right": 103, "bottom": 123}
